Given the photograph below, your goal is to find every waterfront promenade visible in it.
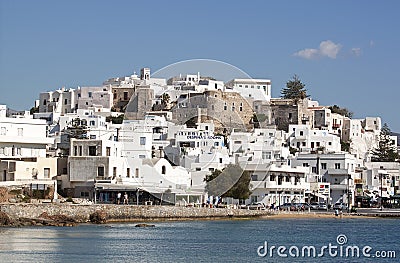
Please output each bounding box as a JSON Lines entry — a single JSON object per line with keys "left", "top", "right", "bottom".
{"left": 1, "top": 203, "right": 399, "bottom": 227}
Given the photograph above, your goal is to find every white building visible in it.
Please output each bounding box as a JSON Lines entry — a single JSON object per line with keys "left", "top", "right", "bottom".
{"left": 291, "top": 152, "right": 361, "bottom": 205}
{"left": 288, "top": 124, "right": 341, "bottom": 154}
{"left": 164, "top": 122, "right": 230, "bottom": 191}
{"left": 39, "top": 87, "right": 77, "bottom": 115}
{"left": 0, "top": 116, "right": 54, "bottom": 158}
{"left": 0, "top": 112, "right": 57, "bottom": 195}
{"left": 229, "top": 128, "right": 289, "bottom": 165}
{"left": 225, "top": 78, "right": 271, "bottom": 102}
{"left": 245, "top": 163, "right": 310, "bottom": 206}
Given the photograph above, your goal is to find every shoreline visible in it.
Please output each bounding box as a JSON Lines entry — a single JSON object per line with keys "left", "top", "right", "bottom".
{"left": 1, "top": 203, "right": 398, "bottom": 227}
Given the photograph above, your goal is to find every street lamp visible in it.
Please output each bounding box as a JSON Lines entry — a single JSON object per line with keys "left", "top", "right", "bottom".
{"left": 347, "top": 175, "right": 352, "bottom": 213}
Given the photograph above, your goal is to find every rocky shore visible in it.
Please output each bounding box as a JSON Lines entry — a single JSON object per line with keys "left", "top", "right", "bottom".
{"left": 0, "top": 203, "right": 275, "bottom": 227}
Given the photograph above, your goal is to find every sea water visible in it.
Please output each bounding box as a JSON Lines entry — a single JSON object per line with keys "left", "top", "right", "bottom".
{"left": 0, "top": 218, "right": 398, "bottom": 262}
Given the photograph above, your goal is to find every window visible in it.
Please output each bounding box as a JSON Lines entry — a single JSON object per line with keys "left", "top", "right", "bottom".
{"left": 196, "top": 167, "right": 201, "bottom": 171}
{"left": 251, "top": 174, "right": 258, "bottom": 181}
{"left": 219, "top": 158, "right": 222, "bottom": 164}
{"left": 285, "top": 176, "right": 290, "bottom": 182}
{"left": 73, "top": 146, "right": 77, "bottom": 156}
{"left": 43, "top": 100, "right": 47, "bottom": 105}
{"left": 89, "top": 146, "right": 97, "bottom": 156}
{"left": 300, "top": 131, "right": 303, "bottom": 136}
{"left": 88, "top": 92, "right": 92, "bottom": 98}
{"left": 303, "top": 163, "right": 309, "bottom": 167}
{"left": 278, "top": 175, "right": 283, "bottom": 185}
{"left": 106, "top": 147, "right": 111, "bottom": 156}
{"left": 44, "top": 168, "right": 50, "bottom": 178}
{"left": 270, "top": 174, "right": 276, "bottom": 181}
{"left": 0, "top": 148, "right": 4, "bottom": 155}
{"left": 98, "top": 166, "right": 105, "bottom": 177}
{"left": 321, "top": 163, "right": 327, "bottom": 170}
{"left": 79, "top": 146, "right": 83, "bottom": 156}
{"left": 64, "top": 99, "right": 68, "bottom": 104}
{"left": 135, "top": 168, "right": 139, "bottom": 178}
{"left": 127, "top": 168, "right": 130, "bottom": 178}
{"left": 335, "top": 163, "right": 341, "bottom": 169}
{"left": 312, "top": 167, "right": 317, "bottom": 173}
{"left": 90, "top": 121, "right": 95, "bottom": 126}
{"left": 113, "top": 167, "right": 117, "bottom": 177}
{"left": 161, "top": 165, "right": 166, "bottom": 175}
{"left": 17, "top": 128, "right": 23, "bottom": 136}
{"left": 124, "top": 92, "right": 128, "bottom": 100}
{"left": 224, "top": 103, "right": 227, "bottom": 111}
{"left": 262, "top": 152, "right": 271, "bottom": 160}
{"left": 140, "top": 137, "right": 146, "bottom": 145}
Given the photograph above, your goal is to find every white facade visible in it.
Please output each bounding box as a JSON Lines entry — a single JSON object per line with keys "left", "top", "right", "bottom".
{"left": 288, "top": 124, "right": 341, "bottom": 154}
{"left": 245, "top": 163, "right": 310, "bottom": 206}
{"left": 164, "top": 122, "right": 230, "bottom": 191}
{"left": 0, "top": 116, "right": 54, "bottom": 158}
{"left": 229, "top": 128, "right": 289, "bottom": 165}
{"left": 291, "top": 153, "right": 360, "bottom": 205}
{"left": 225, "top": 78, "right": 271, "bottom": 101}
{"left": 39, "top": 87, "right": 77, "bottom": 114}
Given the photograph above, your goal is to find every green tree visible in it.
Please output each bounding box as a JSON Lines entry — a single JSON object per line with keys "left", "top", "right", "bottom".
{"left": 341, "top": 140, "right": 351, "bottom": 152}
{"left": 204, "top": 164, "right": 252, "bottom": 200}
{"left": 329, "top": 105, "right": 353, "bottom": 118}
{"left": 161, "top": 93, "right": 170, "bottom": 105}
{"left": 281, "top": 75, "right": 309, "bottom": 102}
{"left": 371, "top": 123, "right": 399, "bottom": 162}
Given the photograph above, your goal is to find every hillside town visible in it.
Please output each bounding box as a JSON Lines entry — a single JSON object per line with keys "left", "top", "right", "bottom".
{"left": 1, "top": 68, "right": 399, "bottom": 210}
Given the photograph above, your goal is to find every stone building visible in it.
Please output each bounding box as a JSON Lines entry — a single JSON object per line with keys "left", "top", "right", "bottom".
{"left": 124, "top": 86, "right": 155, "bottom": 120}
{"left": 253, "top": 98, "right": 314, "bottom": 132}
{"left": 172, "top": 90, "right": 254, "bottom": 133}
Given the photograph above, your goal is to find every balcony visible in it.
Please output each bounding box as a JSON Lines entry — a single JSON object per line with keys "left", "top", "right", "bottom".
{"left": 251, "top": 180, "right": 307, "bottom": 190}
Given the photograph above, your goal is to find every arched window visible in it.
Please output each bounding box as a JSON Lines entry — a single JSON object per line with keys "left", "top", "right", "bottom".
{"left": 161, "top": 165, "right": 166, "bottom": 175}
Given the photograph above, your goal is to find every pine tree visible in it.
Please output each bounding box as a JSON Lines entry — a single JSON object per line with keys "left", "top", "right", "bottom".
{"left": 371, "top": 123, "right": 399, "bottom": 162}
{"left": 281, "top": 75, "right": 309, "bottom": 102}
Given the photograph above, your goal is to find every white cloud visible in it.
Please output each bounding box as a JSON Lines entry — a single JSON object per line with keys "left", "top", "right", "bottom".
{"left": 294, "top": 40, "right": 342, "bottom": 60}
{"left": 351, "top": 47, "right": 362, "bottom": 57}
{"left": 293, "top": 48, "right": 320, "bottom": 60}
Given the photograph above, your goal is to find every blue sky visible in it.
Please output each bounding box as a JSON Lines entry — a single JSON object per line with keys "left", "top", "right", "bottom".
{"left": 1, "top": 1, "right": 400, "bottom": 130}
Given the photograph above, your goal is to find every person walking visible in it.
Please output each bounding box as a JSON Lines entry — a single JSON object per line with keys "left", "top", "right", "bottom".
{"left": 124, "top": 192, "right": 128, "bottom": 205}
{"left": 117, "top": 192, "right": 121, "bottom": 204}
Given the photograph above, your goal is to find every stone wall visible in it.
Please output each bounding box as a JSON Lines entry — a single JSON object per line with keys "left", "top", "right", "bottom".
{"left": 0, "top": 204, "right": 273, "bottom": 223}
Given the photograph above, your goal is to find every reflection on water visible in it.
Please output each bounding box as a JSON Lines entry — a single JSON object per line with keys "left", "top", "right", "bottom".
{"left": 0, "top": 218, "right": 398, "bottom": 263}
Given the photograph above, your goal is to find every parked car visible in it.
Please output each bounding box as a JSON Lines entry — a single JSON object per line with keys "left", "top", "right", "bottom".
{"left": 333, "top": 203, "right": 348, "bottom": 210}
{"left": 317, "top": 203, "right": 328, "bottom": 210}
{"left": 246, "top": 202, "right": 266, "bottom": 210}
{"left": 278, "top": 203, "right": 294, "bottom": 210}
{"left": 310, "top": 202, "right": 320, "bottom": 210}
